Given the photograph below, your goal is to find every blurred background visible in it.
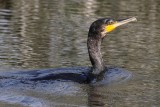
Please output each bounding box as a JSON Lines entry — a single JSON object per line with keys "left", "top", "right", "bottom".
{"left": 0, "top": 0, "right": 159, "bottom": 71}
{"left": 0, "top": 0, "right": 160, "bottom": 107}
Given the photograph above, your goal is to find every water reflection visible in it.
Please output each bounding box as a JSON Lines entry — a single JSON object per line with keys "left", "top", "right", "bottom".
{"left": 88, "top": 86, "right": 106, "bottom": 107}
{"left": 0, "top": 0, "right": 160, "bottom": 107}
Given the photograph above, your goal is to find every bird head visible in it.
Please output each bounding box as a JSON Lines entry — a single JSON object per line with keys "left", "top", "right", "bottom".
{"left": 88, "top": 17, "right": 137, "bottom": 38}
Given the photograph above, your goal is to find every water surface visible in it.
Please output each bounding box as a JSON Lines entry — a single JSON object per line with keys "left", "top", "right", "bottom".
{"left": 0, "top": 0, "right": 160, "bottom": 107}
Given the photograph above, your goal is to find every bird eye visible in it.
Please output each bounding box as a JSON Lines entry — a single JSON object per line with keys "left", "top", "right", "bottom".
{"left": 108, "top": 20, "right": 114, "bottom": 25}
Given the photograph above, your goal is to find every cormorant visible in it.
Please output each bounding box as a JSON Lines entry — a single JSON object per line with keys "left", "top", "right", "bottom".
{"left": 0, "top": 17, "right": 137, "bottom": 84}
{"left": 32, "top": 17, "right": 137, "bottom": 83}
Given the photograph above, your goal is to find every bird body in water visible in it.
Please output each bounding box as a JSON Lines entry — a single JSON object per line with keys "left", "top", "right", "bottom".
{"left": 0, "top": 17, "right": 137, "bottom": 84}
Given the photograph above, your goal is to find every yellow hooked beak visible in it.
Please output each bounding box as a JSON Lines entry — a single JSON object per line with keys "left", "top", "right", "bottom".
{"left": 105, "top": 17, "right": 137, "bottom": 33}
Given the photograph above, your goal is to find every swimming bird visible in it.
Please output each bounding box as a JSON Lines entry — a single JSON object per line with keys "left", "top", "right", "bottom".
{"left": 0, "top": 17, "right": 137, "bottom": 84}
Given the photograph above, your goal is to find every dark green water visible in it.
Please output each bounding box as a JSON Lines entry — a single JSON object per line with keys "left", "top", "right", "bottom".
{"left": 0, "top": 0, "right": 160, "bottom": 107}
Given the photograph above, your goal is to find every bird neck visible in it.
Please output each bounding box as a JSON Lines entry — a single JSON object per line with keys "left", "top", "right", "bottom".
{"left": 87, "top": 34, "right": 105, "bottom": 75}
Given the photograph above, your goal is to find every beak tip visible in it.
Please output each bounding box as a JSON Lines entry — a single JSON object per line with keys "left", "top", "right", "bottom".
{"left": 131, "top": 17, "right": 137, "bottom": 22}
